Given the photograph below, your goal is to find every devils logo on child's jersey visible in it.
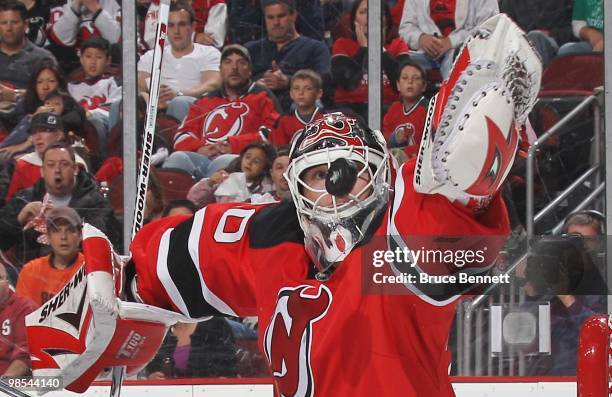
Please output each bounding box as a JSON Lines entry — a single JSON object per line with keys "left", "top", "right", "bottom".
{"left": 392, "top": 123, "right": 417, "bottom": 145}
{"left": 263, "top": 285, "right": 332, "bottom": 397}
{"left": 203, "top": 102, "right": 250, "bottom": 142}
{"left": 79, "top": 95, "right": 107, "bottom": 112}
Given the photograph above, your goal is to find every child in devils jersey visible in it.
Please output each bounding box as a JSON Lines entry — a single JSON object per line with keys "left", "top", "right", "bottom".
{"left": 383, "top": 60, "right": 428, "bottom": 160}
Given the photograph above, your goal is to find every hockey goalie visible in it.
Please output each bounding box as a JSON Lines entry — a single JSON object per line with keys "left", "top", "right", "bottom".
{"left": 25, "top": 14, "right": 541, "bottom": 397}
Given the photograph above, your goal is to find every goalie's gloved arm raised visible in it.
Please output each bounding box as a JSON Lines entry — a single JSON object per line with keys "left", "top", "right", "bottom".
{"left": 413, "top": 14, "right": 542, "bottom": 207}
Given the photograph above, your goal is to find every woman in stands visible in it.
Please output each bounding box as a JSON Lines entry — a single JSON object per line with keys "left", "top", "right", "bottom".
{"left": 331, "top": 0, "right": 410, "bottom": 121}
{"left": 0, "top": 60, "right": 85, "bottom": 159}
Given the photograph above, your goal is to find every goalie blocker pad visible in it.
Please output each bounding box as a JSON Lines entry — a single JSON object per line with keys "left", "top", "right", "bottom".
{"left": 26, "top": 224, "right": 193, "bottom": 393}
{"left": 414, "top": 13, "right": 542, "bottom": 203}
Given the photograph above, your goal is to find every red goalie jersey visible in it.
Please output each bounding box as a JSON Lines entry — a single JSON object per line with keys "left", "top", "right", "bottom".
{"left": 131, "top": 159, "right": 510, "bottom": 397}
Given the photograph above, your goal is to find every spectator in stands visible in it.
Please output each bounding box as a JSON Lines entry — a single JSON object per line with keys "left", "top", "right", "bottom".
{"left": 270, "top": 69, "right": 325, "bottom": 146}
{"left": 192, "top": 0, "right": 228, "bottom": 48}
{"left": 564, "top": 210, "right": 603, "bottom": 238}
{"left": 68, "top": 37, "right": 120, "bottom": 158}
{"left": 500, "top": 0, "right": 574, "bottom": 66}
{"left": 20, "top": 0, "right": 51, "bottom": 47}
{"left": 0, "top": 60, "right": 64, "bottom": 156}
{"left": 0, "top": 142, "right": 119, "bottom": 264}
{"left": 520, "top": 235, "right": 606, "bottom": 375}
{"left": 0, "top": 1, "right": 55, "bottom": 109}
{"left": 558, "top": 0, "right": 603, "bottom": 55}
{"left": 562, "top": 210, "right": 605, "bottom": 264}
{"left": 48, "top": 0, "right": 121, "bottom": 73}
{"left": 142, "top": 0, "right": 227, "bottom": 50}
{"left": 228, "top": 0, "right": 324, "bottom": 44}
{"left": 398, "top": 0, "right": 498, "bottom": 77}
{"left": 561, "top": 211, "right": 606, "bottom": 293}
{"left": 2, "top": 112, "right": 88, "bottom": 203}
{"left": 383, "top": 59, "right": 428, "bottom": 160}
{"left": 161, "top": 199, "right": 197, "bottom": 217}
{"left": 138, "top": 0, "right": 221, "bottom": 123}
{"left": 15, "top": 207, "right": 83, "bottom": 306}
{"left": 213, "top": 141, "right": 275, "bottom": 203}
{"left": 269, "top": 144, "right": 290, "bottom": 200}
{"left": 0, "top": 262, "right": 37, "bottom": 376}
{"left": 42, "top": 89, "right": 86, "bottom": 140}
{"left": 140, "top": 0, "right": 158, "bottom": 49}
{"left": 332, "top": 0, "right": 409, "bottom": 121}
{"left": 0, "top": 87, "right": 86, "bottom": 162}
{"left": 185, "top": 157, "right": 241, "bottom": 208}
{"left": 244, "top": 0, "right": 331, "bottom": 111}
{"left": 163, "top": 44, "right": 280, "bottom": 180}
{"left": 187, "top": 141, "right": 275, "bottom": 207}
{"left": 95, "top": 94, "right": 171, "bottom": 184}
{"left": 146, "top": 318, "right": 237, "bottom": 379}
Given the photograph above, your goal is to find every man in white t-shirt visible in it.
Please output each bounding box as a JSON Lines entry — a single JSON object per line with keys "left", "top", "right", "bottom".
{"left": 137, "top": 0, "right": 222, "bottom": 122}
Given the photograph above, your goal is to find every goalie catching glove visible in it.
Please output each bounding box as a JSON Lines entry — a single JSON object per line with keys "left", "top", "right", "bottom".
{"left": 413, "top": 13, "right": 542, "bottom": 208}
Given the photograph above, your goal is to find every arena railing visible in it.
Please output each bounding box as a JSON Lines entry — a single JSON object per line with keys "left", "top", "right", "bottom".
{"left": 457, "top": 89, "right": 605, "bottom": 376}
{"left": 526, "top": 92, "right": 603, "bottom": 238}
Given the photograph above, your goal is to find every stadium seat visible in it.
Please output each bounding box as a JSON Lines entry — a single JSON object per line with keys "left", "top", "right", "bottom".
{"left": 106, "top": 168, "right": 195, "bottom": 219}
{"left": 153, "top": 167, "right": 196, "bottom": 202}
{"left": 108, "top": 174, "right": 124, "bottom": 217}
{"left": 539, "top": 53, "right": 603, "bottom": 98}
{"left": 155, "top": 113, "right": 180, "bottom": 149}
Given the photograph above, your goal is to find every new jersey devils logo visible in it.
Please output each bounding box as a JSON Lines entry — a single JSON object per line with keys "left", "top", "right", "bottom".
{"left": 263, "top": 285, "right": 332, "bottom": 397}
{"left": 466, "top": 116, "right": 518, "bottom": 196}
{"left": 392, "top": 123, "right": 416, "bottom": 145}
{"left": 79, "top": 95, "right": 107, "bottom": 112}
{"left": 203, "top": 102, "right": 250, "bottom": 142}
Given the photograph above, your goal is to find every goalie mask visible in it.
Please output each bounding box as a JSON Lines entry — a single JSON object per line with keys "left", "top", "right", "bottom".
{"left": 285, "top": 113, "right": 391, "bottom": 281}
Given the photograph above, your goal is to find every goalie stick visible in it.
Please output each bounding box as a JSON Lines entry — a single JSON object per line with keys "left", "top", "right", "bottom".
{"left": 132, "top": 0, "right": 171, "bottom": 237}
{"left": 112, "top": 0, "right": 172, "bottom": 396}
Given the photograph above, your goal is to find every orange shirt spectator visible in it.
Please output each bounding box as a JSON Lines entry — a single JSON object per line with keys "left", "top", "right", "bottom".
{"left": 16, "top": 207, "right": 83, "bottom": 306}
{"left": 16, "top": 253, "right": 84, "bottom": 306}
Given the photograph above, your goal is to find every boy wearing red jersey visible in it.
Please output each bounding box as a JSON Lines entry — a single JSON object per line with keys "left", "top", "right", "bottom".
{"left": 383, "top": 60, "right": 428, "bottom": 159}
{"left": 270, "top": 69, "right": 325, "bottom": 146}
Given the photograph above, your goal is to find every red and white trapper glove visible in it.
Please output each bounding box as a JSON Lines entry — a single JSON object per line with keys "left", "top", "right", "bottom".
{"left": 413, "top": 14, "right": 542, "bottom": 212}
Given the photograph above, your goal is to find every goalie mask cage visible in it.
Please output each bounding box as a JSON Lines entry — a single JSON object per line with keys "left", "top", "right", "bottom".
{"left": 577, "top": 314, "right": 612, "bottom": 396}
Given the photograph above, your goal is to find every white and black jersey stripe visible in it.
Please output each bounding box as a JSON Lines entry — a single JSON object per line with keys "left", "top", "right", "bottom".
{"left": 155, "top": 209, "right": 237, "bottom": 319}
